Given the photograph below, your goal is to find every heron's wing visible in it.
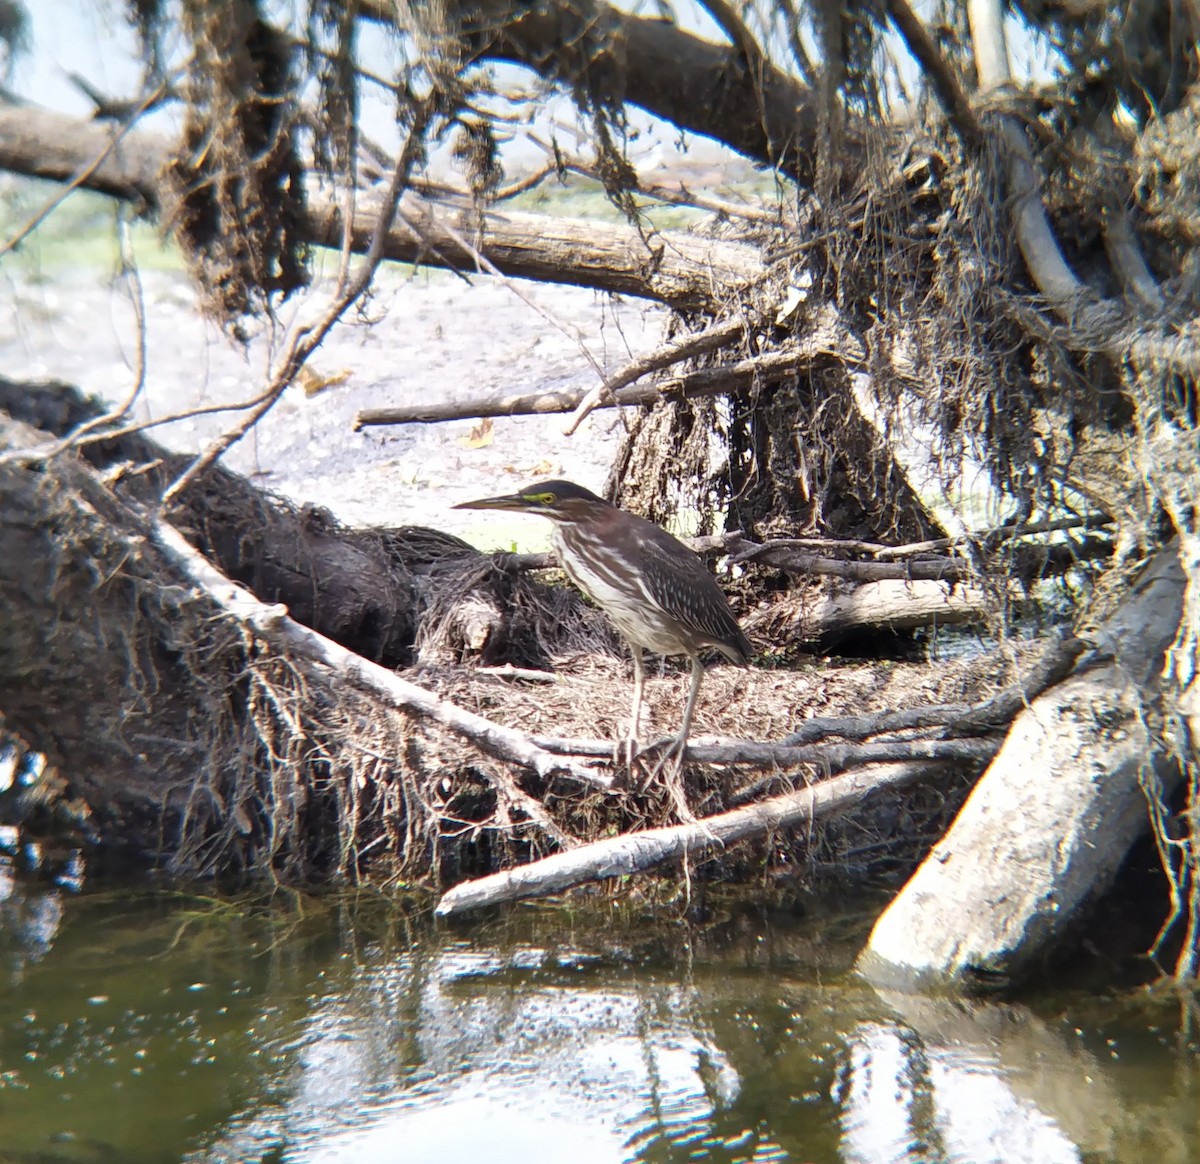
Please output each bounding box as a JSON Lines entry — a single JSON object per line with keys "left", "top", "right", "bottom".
{"left": 631, "top": 521, "right": 752, "bottom": 662}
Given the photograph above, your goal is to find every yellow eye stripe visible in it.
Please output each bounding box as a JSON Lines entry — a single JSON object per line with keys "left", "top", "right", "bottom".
{"left": 526, "top": 491, "right": 557, "bottom": 505}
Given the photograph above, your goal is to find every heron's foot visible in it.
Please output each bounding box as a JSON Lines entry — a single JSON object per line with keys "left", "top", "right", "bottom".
{"left": 632, "top": 734, "right": 698, "bottom": 821}
{"left": 636, "top": 733, "right": 686, "bottom": 773}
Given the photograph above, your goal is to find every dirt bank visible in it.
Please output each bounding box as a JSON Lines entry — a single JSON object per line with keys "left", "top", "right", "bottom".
{"left": 1, "top": 262, "right": 665, "bottom": 539}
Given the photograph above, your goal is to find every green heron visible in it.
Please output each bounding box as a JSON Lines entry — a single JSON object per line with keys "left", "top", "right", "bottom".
{"left": 454, "top": 480, "right": 752, "bottom": 771}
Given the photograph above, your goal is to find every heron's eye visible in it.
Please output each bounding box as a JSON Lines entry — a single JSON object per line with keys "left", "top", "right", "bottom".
{"left": 528, "top": 491, "right": 557, "bottom": 506}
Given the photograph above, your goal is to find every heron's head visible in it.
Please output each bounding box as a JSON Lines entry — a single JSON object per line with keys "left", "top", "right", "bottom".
{"left": 453, "top": 480, "right": 610, "bottom": 523}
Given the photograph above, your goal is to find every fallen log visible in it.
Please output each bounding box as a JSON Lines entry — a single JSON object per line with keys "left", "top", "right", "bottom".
{"left": 435, "top": 759, "right": 969, "bottom": 917}
{"left": 856, "top": 544, "right": 1187, "bottom": 990}
{"left": 749, "top": 577, "right": 1000, "bottom": 645}
{"left": 0, "top": 104, "right": 765, "bottom": 311}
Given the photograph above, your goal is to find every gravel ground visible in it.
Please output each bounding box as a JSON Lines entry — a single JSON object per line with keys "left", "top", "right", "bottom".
{"left": 2, "top": 264, "right": 668, "bottom": 546}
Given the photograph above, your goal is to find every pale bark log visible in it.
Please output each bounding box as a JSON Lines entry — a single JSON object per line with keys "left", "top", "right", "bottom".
{"left": 803, "top": 579, "right": 993, "bottom": 637}
{"left": 435, "top": 759, "right": 961, "bottom": 916}
{"left": 0, "top": 105, "right": 764, "bottom": 310}
{"left": 857, "top": 545, "right": 1186, "bottom": 990}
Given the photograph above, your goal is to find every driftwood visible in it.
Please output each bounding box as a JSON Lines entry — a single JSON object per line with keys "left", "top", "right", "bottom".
{"left": 435, "top": 760, "right": 958, "bottom": 917}
{"left": 529, "top": 736, "right": 997, "bottom": 769}
{"left": 857, "top": 545, "right": 1187, "bottom": 989}
{"left": 350, "top": 328, "right": 859, "bottom": 429}
{"left": 352, "top": 340, "right": 855, "bottom": 429}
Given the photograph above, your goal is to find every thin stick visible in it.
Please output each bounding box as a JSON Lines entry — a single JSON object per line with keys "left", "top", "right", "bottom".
{"left": 530, "top": 734, "right": 994, "bottom": 769}
{"left": 354, "top": 343, "right": 853, "bottom": 429}
{"left": 874, "top": 514, "right": 1114, "bottom": 559}
{"left": 563, "top": 316, "right": 747, "bottom": 435}
{"left": 697, "top": 0, "right": 767, "bottom": 73}
{"left": 0, "top": 83, "right": 167, "bottom": 259}
{"left": 476, "top": 762, "right": 579, "bottom": 849}
{"left": 527, "top": 135, "right": 782, "bottom": 225}
{"left": 160, "top": 95, "right": 439, "bottom": 508}
{"left": 0, "top": 211, "right": 150, "bottom": 468}
{"left": 398, "top": 206, "right": 608, "bottom": 385}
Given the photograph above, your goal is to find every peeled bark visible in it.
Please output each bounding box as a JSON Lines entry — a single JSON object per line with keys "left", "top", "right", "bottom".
{"left": 857, "top": 545, "right": 1186, "bottom": 990}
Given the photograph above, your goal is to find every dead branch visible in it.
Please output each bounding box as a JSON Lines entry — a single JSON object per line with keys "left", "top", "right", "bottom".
{"left": 0, "top": 85, "right": 166, "bottom": 258}
{"left": 527, "top": 136, "right": 782, "bottom": 225}
{"left": 732, "top": 544, "right": 971, "bottom": 582}
{"left": 527, "top": 735, "right": 996, "bottom": 769}
{"left": 0, "top": 105, "right": 765, "bottom": 311}
{"left": 367, "top": 0, "right": 831, "bottom": 185}
{"left": 696, "top": 0, "right": 767, "bottom": 74}
{"left": 1101, "top": 203, "right": 1167, "bottom": 315}
{"left": 874, "top": 514, "right": 1114, "bottom": 559}
{"left": 149, "top": 518, "right": 613, "bottom": 791}
{"left": 858, "top": 547, "right": 1186, "bottom": 988}
{"left": 884, "top": 0, "right": 982, "bottom": 150}
{"left": 353, "top": 338, "right": 859, "bottom": 429}
{"left": 434, "top": 758, "right": 969, "bottom": 916}
{"left": 965, "top": 0, "right": 1194, "bottom": 370}
{"left": 563, "top": 316, "right": 749, "bottom": 435}
{"left": 436, "top": 634, "right": 1087, "bottom": 915}
{"left": 475, "top": 762, "right": 579, "bottom": 849}
{"left": 945, "top": 633, "right": 1087, "bottom": 734}
{"left": 159, "top": 96, "right": 439, "bottom": 507}
{"left": 729, "top": 534, "right": 1113, "bottom": 585}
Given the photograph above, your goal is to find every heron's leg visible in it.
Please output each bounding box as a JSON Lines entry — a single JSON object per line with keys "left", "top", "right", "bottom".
{"left": 653, "top": 656, "right": 705, "bottom": 822}
{"left": 674, "top": 655, "right": 705, "bottom": 757}
{"left": 615, "top": 644, "right": 646, "bottom": 769}
{"left": 629, "top": 644, "right": 646, "bottom": 742}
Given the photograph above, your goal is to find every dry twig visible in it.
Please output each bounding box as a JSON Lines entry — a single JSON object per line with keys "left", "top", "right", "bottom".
{"left": 159, "top": 94, "right": 441, "bottom": 507}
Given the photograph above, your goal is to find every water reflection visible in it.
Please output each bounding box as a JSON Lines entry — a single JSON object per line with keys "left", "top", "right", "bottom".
{"left": 840, "top": 993, "right": 1122, "bottom": 1164}
{"left": 0, "top": 876, "right": 1197, "bottom": 1164}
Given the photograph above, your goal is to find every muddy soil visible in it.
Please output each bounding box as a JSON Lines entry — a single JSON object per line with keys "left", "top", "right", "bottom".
{"left": 1, "top": 263, "right": 666, "bottom": 542}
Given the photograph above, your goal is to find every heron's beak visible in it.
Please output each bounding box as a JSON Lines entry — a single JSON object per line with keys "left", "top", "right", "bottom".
{"left": 452, "top": 492, "right": 532, "bottom": 512}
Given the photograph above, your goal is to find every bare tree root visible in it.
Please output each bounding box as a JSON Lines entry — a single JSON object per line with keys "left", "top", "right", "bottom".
{"left": 149, "top": 518, "right": 610, "bottom": 791}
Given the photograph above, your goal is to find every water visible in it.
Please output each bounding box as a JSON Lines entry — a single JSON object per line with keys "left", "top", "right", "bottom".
{"left": 2, "top": 861, "right": 1198, "bottom": 1164}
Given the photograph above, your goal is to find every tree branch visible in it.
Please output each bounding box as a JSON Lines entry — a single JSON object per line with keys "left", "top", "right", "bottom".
{"left": 696, "top": 0, "right": 767, "bottom": 73}
{"left": 885, "top": 0, "right": 982, "bottom": 150}
{"left": 352, "top": 340, "right": 855, "bottom": 429}
{"left": 365, "top": 0, "right": 831, "bottom": 184}
{"left": 564, "top": 317, "right": 748, "bottom": 434}
{"left": 434, "top": 758, "right": 975, "bottom": 916}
